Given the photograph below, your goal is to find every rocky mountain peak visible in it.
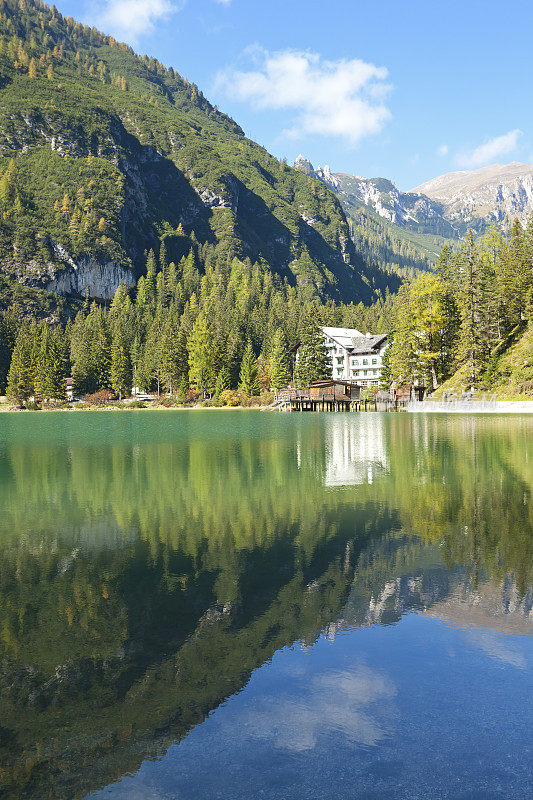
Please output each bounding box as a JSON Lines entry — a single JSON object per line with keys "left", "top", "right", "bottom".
{"left": 297, "top": 156, "right": 533, "bottom": 238}
{"left": 411, "top": 162, "right": 533, "bottom": 230}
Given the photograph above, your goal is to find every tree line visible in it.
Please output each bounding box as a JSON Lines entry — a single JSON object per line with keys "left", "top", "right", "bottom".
{"left": 1, "top": 244, "right": 394, "bottom": 404}
{"left": 3, "top": 219, "right": 531, "bottom": 404}
{"left": 384, "top": 220, "right": 533, "bottom": 390}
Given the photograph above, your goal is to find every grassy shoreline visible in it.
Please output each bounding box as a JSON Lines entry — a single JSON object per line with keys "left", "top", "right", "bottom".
{"left": 0, "top": 401, "right": 267, "bottom": 413}
{"left": 2, "top": 400, "right": 533, "bottom": 414}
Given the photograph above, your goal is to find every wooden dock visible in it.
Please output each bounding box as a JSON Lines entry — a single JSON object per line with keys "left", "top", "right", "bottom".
{"left": 276, "top": 391, "right": 403, "bottom": 413}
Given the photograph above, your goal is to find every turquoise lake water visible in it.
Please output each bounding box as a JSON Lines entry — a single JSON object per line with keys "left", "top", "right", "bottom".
{"left": 0, "top": 410, "right": 531, "bottom": 799}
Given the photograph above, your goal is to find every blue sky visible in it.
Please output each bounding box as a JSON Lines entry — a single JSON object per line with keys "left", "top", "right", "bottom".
{"left": 54, "top": 0, "right": 532, "bottom": 190}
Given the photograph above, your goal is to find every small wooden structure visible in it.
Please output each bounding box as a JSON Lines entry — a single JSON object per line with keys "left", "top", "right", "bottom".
{"left": 65, "top": 377, "right": 74, "bottom": 401}
{"left": 278, "top": 380, "right": 362, "bottom": 412}
{"left": 392, "top": 384, "right": 426, "bottom": 403}
{"left": 309, "top": 380, "right": 360, "bottom": 402}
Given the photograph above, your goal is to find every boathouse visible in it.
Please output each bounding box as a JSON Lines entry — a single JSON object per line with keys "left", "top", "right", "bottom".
{"left": 309, "top": 380, "right": 360, "bottom": 402}
{"left": 277, "top": 380, "right": 361, "bottom": 411}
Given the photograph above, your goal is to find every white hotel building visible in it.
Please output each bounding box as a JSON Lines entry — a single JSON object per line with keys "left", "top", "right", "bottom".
{"left": 321, "top": 326, "right": 388, "bottom": 388}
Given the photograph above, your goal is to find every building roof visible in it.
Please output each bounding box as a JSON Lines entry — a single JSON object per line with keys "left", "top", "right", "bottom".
{"left": 321, "top": 327, "right": 387, "bottom": 354}
{"left": 309, "top": 379, "right": 354, "bottom": 387}
{"left": 321, "top": 326, "right": 363, "bottom": 349}
{"left": 350, "top": 334, "right": 388, "bottom": 354}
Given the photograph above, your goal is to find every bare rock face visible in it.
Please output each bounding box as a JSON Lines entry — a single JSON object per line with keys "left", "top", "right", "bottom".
{"left": 296, "top": 155, "right": 533, "bottom": 237}
{"left": 412, "top": 162, "right": 533, "bottom": 231}
{"left": 45, "top": 245, "right": 135, "bottom": 300}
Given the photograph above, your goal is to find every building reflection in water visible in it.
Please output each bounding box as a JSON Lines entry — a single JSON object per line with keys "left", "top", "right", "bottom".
{"left": 324, "top": 414, "right": 389, "bottom": 487}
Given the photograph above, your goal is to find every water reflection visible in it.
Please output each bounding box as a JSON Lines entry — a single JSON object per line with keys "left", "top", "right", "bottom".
{"left": 240, "top": 664, "right": 397, "bottom": 751}
{"left": 324, "top": 415, "right": 389, "bottom": 486}
{"left": 0, "top": 411, "right": 531, "bottom": 800}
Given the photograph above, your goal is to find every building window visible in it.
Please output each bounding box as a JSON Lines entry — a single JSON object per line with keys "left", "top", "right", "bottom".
{"left": 362, "top": 358, "right": 368, "bottom": 365}
{"left": 372, "top": 358, "right": 377, "bottom": 365}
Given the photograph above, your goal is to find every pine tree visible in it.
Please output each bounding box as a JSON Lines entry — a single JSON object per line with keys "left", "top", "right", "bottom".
{"left": 159, "top": 239, "right": 168, "bottom": 275}
{"left": 226, "top": 322, "right": 245, "bottom": 389}
{"left": 90, "top": 306, "right": 111, "bottom": 389}
{"left": 144, "top": 249, "right": 157, "bottom": 308}
{"left": 269, "top": 328, "right": 291, "bottom": 389}
{"left": 28, "top": 57, "right": 37, "bottom": 78}
{"left": 0, "top": 313, "right": 13, "bottom": 394}
{"left": 156, "top": 271, "right": 166, "bottom": 308}
{"left": 110, "top": 322, "right": 132, "bottom": 400}
{"left": 6, "top": 326, "right": 34, "bottom": 403}
{"left": 165, "top": 261, "right": 179, "bottom": 306}
{"left": 238, "top": 340, "right": 260, "bottom": 396}
{"left": 188, "top": 311, "right": 217, "bottom": 395}
{"left": 379, "top": 336, "right": 393, "bottom": 390}
{"left": 35, "top": 325, "right": 65, "bottom": 401}
{"left": 109, "top": 281, "right": 132, "bottom": 324}
{"left": 182, "top": 250, "right": 200, "bottom": 296}
{"left": 71, "top": 306, "right": 110, "bottom": 395}
{"left": 293, "top": 320, "right": 330, "bottom": 387}
{"left": 478, "top": 226, "right": 505, "bottom": 346}
{"left": 140, "top": 316, "right": 163, "bottom": 393}
{"left": 70, "top": 310, "right": 93, "bottom": 395}
{"left": 388, "top": 284, "right": 417, "bottom": 386}
{"left": 456, "top": 231, "right": 487, "bottom": 385}
{"left": 214, "top": 366, "right": 231, "bottom": 399}
{"left": 435, "top": 244, "right": 461, "bottom": 375}
{"left": 408, "top": 273, "right": 447, "bottom": 389}
{"left": 505, "top": 218, "right": 531, "bottom": 329}
{"left": 159, "top": 315, "right": 183, "bottom": 394}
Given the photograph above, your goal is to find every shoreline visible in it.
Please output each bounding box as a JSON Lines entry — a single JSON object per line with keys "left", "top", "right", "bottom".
{"left": 0, "top": 403, "right": 267, "bottom": 413}
{"left": 2, "top": 401, "right": 533, "bottom": 415}
{"left": 407, "top": 400, "right": 533, "bottom": 414}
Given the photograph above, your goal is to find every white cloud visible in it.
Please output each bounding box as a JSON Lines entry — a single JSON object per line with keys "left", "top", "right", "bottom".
{"left": 214, "top": 0, "right": 232, "bottom": 4}
{"left": 239, "top": 665, "right": 397, "bottom": 751}
{"left": 91, "top": 0, "right": 177, "bottom": 43}
{"left": 437, "top": 144, "right": 449, "bottom": 157}
{"left": 215, "top": 48, "right": 391, "bottom": 147}
{"left": 456, "top": 129, "right": 522, "bottom": 168}
{"left": 465, "top": 630, "right": 526, "bottom": 669}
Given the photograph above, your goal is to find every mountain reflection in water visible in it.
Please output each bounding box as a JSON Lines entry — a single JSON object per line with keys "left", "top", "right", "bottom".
{"left": 0, "top": 411, "right": 531, "bottom": 800}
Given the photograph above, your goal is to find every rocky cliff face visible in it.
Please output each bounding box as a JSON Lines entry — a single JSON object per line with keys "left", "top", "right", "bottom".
{"left": 0, "top": 0, "right": 381, "bottom": 310}
{"left": 295, "top": 155, "right": 455, "bottom": 237}
{"left": 295, "top": 156, "right": 533, "bottom": 238}
{"left": 413, "top": 162, "right": 533, "bottom": 232}
{"left": 45, "top": 249, "right": 136, "bottom": 301}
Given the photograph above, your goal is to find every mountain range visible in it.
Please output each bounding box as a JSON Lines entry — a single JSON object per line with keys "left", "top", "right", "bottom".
{"left": 295, "top": 155, "right": 533, "bottom": 273}
{"left": 0, "top": 0, "right": 396, "bottom": 311}
{"left": 1, "top": 0, "right": 531, "bottom": 313}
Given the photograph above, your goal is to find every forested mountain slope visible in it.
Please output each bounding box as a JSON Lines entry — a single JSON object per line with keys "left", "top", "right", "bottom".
{"left": 293, "top": 155, "right": 454, "bottom": 276}
{"left": 0, "top": 0, "right": 393, "bottom": 305}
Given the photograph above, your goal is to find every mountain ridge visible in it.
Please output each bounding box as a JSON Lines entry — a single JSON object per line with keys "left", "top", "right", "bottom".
{"left": 295, "top": 155, "right": 533, "bottom": 242}
{"left": 0, "top": 0, "right": 395, "bottom": 307}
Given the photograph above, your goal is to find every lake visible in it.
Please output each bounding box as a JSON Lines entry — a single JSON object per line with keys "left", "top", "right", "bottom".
{"left": 0, "top": 410, "right": 531, "bottom": 800}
